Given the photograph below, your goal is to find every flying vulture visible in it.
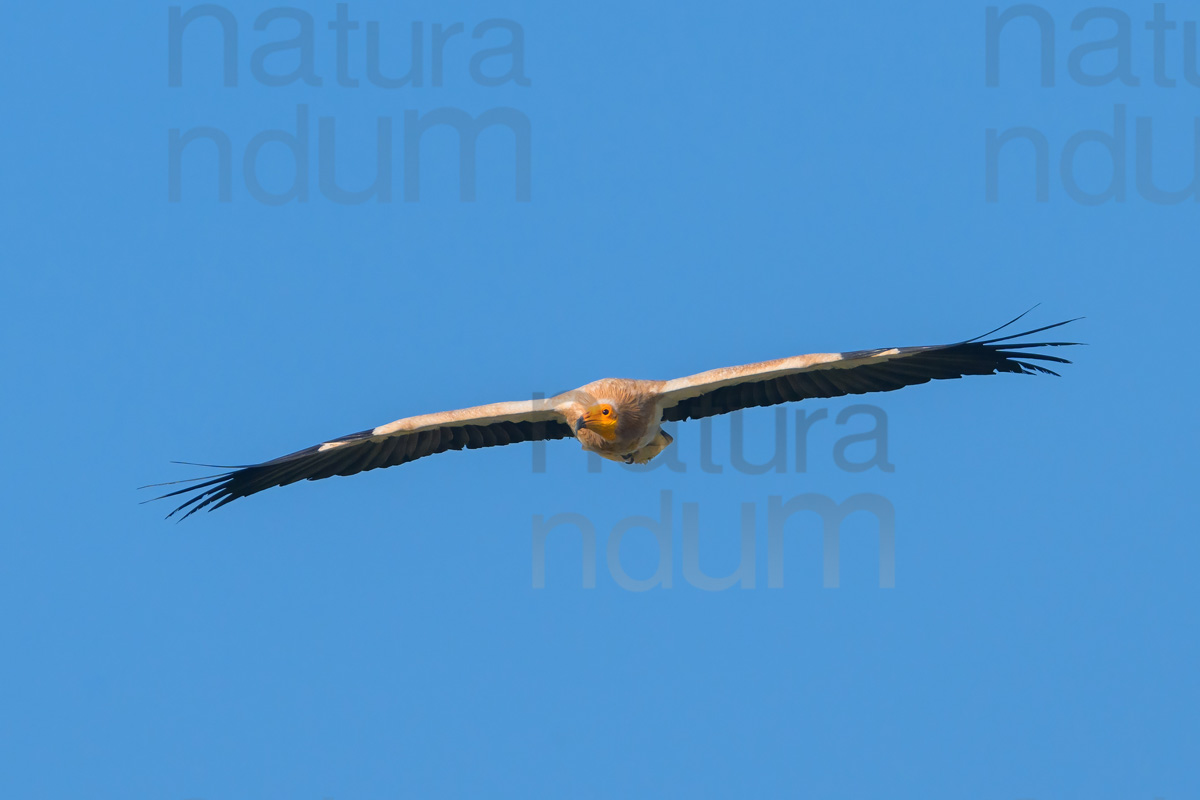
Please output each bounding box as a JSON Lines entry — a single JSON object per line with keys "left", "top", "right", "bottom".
{"left": 147, "top": 313, "right": 1079, "bottom": 519}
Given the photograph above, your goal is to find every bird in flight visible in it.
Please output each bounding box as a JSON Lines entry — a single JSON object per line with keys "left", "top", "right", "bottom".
{"left": 147, "top": 313, "right": 1078, "bottom": 520}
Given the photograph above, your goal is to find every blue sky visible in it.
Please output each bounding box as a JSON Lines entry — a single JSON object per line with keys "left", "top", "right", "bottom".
{"left": 2, "top": 1, "right": 1197, "bottom": 797}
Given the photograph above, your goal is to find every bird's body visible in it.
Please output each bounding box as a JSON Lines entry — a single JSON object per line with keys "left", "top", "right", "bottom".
{"left": 560, "top": 378, "right": 667, "bottom": 463}
{"left": 148, "top": 313, "right": 1080, "bottom": 519}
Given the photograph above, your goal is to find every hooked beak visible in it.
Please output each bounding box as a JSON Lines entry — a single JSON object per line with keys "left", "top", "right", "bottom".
{"left": 574, "top": 417, "right": 588, "bottom": 433}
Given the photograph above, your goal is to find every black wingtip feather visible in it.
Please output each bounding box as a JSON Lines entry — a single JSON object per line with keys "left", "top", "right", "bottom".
{"left": 966, "top": 305, "right": 1041, "bottom": 342}
{"left": 972, "top": 316, "right": 1084, "bottom": 345}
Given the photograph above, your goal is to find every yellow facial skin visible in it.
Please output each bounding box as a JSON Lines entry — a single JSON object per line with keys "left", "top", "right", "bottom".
{"left": 576, "top": 403, "right": 619, "bottom": 441}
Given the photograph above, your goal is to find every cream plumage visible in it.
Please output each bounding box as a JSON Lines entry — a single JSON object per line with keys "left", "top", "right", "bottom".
{"left": 147, "top": 313, "right": 1078, "bottom": 519}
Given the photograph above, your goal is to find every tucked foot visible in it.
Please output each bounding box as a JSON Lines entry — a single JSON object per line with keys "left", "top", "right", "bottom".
{"left": 628, "top": 430, "right": 674, "bottom": 465}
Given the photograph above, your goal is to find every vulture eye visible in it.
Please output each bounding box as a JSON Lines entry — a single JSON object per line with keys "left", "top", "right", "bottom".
{"left": 602, "top": 408, "right": 611, "bottom": 416}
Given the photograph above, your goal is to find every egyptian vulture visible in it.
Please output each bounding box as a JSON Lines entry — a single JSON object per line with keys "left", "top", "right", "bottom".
{"left": 148, "top": 314, "right": 1078, "bottom": 519}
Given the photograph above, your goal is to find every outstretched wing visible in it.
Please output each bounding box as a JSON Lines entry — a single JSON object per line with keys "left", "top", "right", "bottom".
{"left": 147, "top": 400, "right": 573, "bottom": 520}
{"left": 659, "top": 315, "right": 1080, "bottom": 423}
